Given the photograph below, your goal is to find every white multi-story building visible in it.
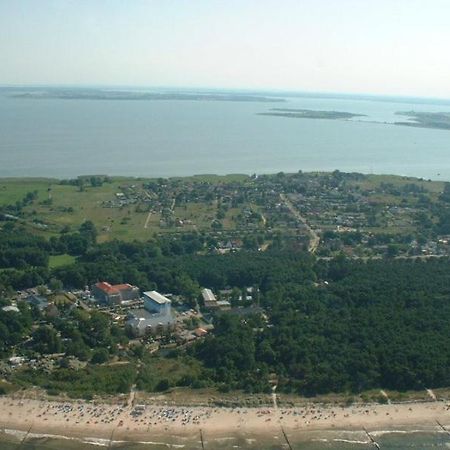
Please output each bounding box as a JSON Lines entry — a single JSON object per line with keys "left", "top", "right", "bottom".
{"left": 143, "top": 290, "right": 171, "bottom": 315}
{"left": 127, "top": 290, "right": 174, "bottom": 337}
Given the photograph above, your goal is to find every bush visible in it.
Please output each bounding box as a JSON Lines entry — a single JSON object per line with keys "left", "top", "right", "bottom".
{"left": 91, "top": 348, "right": 109, "bottom": 365}
{"left": 46, "top": 388, "right": 60, "bottom": 396}
{"left": 155, "top": 379, "right": 170, "bottom": 392}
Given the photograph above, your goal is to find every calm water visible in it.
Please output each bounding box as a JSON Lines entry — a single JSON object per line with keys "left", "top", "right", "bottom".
{"left": 1, "top": 90, "right": 450, "bottom": 180}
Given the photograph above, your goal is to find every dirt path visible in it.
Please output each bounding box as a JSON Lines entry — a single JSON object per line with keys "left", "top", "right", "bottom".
{"left": 128, "top": 385, "right": 137, "bottom": 407}
{"left": 143, "top": 211, "right": 152, "bottom": 229}
{"left": 271, "top": 385, "right": 278, "bottom": 410}
{"left": 380, "top": 389, "right": 391, "bottom": 404}
{"left": 260, "top": 213, "right": 267, "bottom": 227}
{"left": 427, "top": 389, "right": 437, "bottom": 401}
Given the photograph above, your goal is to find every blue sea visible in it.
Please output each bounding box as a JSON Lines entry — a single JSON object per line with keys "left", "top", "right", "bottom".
{"left": 1, "top": 88, "right": 450, "bottom": 180}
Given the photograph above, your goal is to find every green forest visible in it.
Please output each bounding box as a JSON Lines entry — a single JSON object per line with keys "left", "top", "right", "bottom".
{"left": 1, "top": 217, "right": 450, "bottom": 398}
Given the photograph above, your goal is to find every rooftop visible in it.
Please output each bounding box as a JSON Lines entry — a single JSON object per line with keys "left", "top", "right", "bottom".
{"left": 143, "top": 290, "right": 171, "bottom": 305}
{"left": 127, "top": 308, "right": 175, "bottom": 329}
{"left": 95, "top": 282, "right": 134, "bottom": 295}
{"left": 128, "top": 308, "right": 155, "bottom": 320}
{"left": 216, "top": 300, "right": 231, "bottom": 307}
{"left": 201, "top": 288, "right": 216, "bottom": 302}
{"left": 26, "top": 295, "right": 49, "bottom": 310}
{"left": 2, "top": 305, "right": 19, "bottom": 313}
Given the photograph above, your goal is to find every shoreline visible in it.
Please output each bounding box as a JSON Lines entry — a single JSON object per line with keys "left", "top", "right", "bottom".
{"left": 1, "top": 396, "right": 450, "bottom": 446}
{"left": 0, "top": 170, "right": 448, "bottom": 183}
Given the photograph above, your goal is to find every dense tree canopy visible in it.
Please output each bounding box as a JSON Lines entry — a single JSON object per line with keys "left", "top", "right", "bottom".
{"left": 191, "top": 258, "right": 450, "bottom": 395}
{"left": 2, "top": 220, "right": 450, "bottom": 397}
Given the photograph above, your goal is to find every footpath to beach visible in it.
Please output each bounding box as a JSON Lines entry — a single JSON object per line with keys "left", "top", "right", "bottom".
{"left": 1, "top": 395, "right": 450, "bottom": 445}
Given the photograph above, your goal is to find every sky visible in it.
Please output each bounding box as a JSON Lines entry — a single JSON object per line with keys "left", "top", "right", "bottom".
{"left": 1, "top": 0, "right": 450, "bottom": 98}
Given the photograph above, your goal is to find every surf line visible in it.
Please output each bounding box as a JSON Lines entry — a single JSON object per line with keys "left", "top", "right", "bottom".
{"left": 363, "top": 426, "right": 381, "bottom": 449}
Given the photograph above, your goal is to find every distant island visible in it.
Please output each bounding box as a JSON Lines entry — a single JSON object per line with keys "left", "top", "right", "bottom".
{"left": 258, "top": 107, "right": 366, "bottom": 120}
{"left": 259, "top": 108, "right": 450, "bottom": 130}
{"left": 395, "top": 111, "right": 450, "bottom": 130}
{"left": 11, "top": 89, "right": 285, "bottom": 103}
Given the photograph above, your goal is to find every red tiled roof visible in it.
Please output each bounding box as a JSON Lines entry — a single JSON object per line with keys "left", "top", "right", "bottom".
{"left": 95, "top": 282, "right": 133, "bottom": 294}
{"left": 113, "top": 283, "right": 133, "bottom": 291}
{"left": 95, "top": 282, "right": 118, "bottom": 294}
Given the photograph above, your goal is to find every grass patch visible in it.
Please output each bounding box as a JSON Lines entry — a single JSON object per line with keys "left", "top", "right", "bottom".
{"left": 171, "top": 174, "right": 249, "bottom": 184}
{"left": 48, "top": 254, "right": 76, "bottom": 269}
{"left": 0, "top": 380, "right": 20, "bottom": 396}
{"left": 0, "top": 178, "right": 57, "bottom": 206}
{"left": 353, "top": 174, "right": 445, "bottom": 193}
{"left": 136, "top": 355, "right": 207, "bottom": 392}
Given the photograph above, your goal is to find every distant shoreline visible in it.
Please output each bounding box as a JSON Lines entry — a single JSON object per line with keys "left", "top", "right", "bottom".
{"left": 0, "top": 170, "right": 444, "bottom": 183}
{"left": 10, "top": 90, "right": 285, "bottom": 103}
{"left": 7, "top": 88, "right": 450, "bottom": 130}
{"left": 3, "top": 85, "right": 450, "bottom": 106}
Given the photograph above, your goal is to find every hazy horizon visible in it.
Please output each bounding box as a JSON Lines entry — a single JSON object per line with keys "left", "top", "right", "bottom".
{"left": 2, "top": 1, "right": 450, "bottom": 98}
{"left": 3, "top": 84, "right": 450, "bottom": 105}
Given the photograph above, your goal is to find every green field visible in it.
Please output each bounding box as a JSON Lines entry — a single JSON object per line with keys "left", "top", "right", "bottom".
{"left": 0, "top": 178, "right": 57, "bottom": 206}
{"left": 49, "top": 254, "right": 77, "bottom": 268}
{"left": 354, "top": 173, "right": 445, "bottom": 193}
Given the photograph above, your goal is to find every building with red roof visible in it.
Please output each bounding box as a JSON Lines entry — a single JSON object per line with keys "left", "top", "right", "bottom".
{"left": 91, "top": 281, "right": 140, "bottom": 305}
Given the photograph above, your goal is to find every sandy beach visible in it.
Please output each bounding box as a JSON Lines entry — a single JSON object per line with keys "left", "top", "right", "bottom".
{"left": 1, "top": 394, "right": 450, "bottom": 446}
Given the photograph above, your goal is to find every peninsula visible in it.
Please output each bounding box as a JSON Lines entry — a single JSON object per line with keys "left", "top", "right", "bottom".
{"left": 395, "top": 111, "right": 450, "bottom": 130}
